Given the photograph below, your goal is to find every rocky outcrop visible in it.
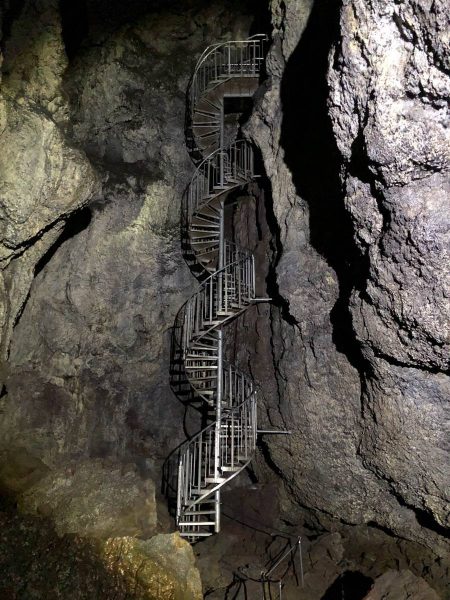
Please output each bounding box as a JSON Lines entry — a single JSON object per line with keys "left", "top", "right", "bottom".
{"left": 102, "top": 534, "right": 202, "bottom": 600}
{"left": 17, "top": 459, "right": 157, "bottom": 539}
{"left": 0, "top": 0, "right": 98, "bottom": 363}
{"left": 0, "top": 1, "right": 254, "bottom": 597}
{"left": 245, "top": 0, "right": 450, "bottom": 558}
{"left": 0, "top": 507, "right": 202, "bottom": 599}
{"left": 2, "top": 0, "right": 254, "bottom": 473}
{"left": 364, "top": 570, "right": 440, "bottom": 600}
{"left": 328, "top": 0, "right": 450, "bottom": 539}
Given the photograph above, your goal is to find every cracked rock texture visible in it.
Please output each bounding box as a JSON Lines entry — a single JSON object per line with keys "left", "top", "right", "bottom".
{"left": 365, "top": 570, "right": 440, "bottom": 600}
{"left": 328, "top": 0, "right": 450, "bottom": 539}
{"left": 0, "top": 0, "right": 98, "bottom": 361}
{"left": 0, "top": 1, "right": 251, "bottom": 596}
{"left": 245, "top": 0, "right": 450, "bottom": 560}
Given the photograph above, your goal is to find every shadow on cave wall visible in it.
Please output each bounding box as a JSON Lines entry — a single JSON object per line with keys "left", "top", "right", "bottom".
{"left": 279, "top": 0, "right": 366, "bottom": 371}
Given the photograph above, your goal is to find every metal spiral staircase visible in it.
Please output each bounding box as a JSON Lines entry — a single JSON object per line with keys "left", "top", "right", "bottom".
{"left": 169, "top": 35, "right": 267, "bottom": 542}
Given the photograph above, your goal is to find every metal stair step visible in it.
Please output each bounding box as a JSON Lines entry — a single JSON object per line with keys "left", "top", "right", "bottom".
{"left": 196, "top": 248, "right": 218, "bottom": 258}
{"left": 178, "top": 521, "right": 216, "bottom": 526}
{"left": 192, "top": 214, "right": 220, "bottom": 225}
{"left": 194, "top": 108, "right": 220, "bottom": 118}
{"left": 190, "top": 225, "right": 220, "bottom": 231}
{"left": 182, "top": 510, "right": 216, "bottom": 516}
{"left": 180, "top": 531, "right": 212, "bottom": 538}
{"left": 189, "top": 236, "right": 218, "bottom": 243}
{"left": 190, "top": 487, "right": 215, "bottom": 496}
{"left": 197, "top": 130, "right": 220, "bottom": 140}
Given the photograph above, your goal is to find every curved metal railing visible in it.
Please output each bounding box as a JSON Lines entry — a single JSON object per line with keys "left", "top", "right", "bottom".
{"left": 186, "top": 35, "right": 267, "bottom": 162}
{"left": 189, "top": 34, "right": 267, "bottom": 114}
{"left": 184, "top": 140, "right": 255, "bottom": 219}
{"left": 176, "top": 394, "right": 257, "bottom": 523}
{"left": 170, "top": 35, "right": 265, "bottom": 541}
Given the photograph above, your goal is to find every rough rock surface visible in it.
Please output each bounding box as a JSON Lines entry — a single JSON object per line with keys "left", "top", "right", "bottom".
{"left": 328, "top": 0, "right": 450, "bottom": 538}
{"left": 17, "top": 459, "right": 157, "bottom": 538}
{"left": 364, "top": 569, "right": 440, "bottom": 600}
{"left": 245, "top": 0, "right": 450, "bottom": 558}
{"left": 195, "top": 484, "right": 450, "bottom": 599}
{"left": 0, "top": 0, "right": 98, "bottom": 362}
{"left": 0, "top": 508, "right": 202, "bottom": 599}
{"left": 2, "top": 0, "right": 254, "bottom": 473}
{"left": 102, "top": 534, "right": 202, "bottom": 600}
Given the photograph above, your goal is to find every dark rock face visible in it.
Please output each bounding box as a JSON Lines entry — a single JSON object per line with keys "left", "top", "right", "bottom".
{"left": 245, "top": 0, "right": 450, "bottom": 560}
{"left": 328, "top": 0, "right": 450, "bottom": 538}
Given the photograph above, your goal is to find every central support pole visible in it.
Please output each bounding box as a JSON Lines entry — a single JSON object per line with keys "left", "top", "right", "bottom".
{"left": 214, "top": 94, "right": 226, "bottom": 534}
{"left": 214, "top": 200, "right": 225, "bottom": 533}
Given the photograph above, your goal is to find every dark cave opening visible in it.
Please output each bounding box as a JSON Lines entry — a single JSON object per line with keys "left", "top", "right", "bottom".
{"left": 34, "top": 207, "right": 92, "bottom": 277}
{"left": 279, "top": 0, "right": 366, "bottom": 370}
{"left": 59, "top": 0, "right": 89, "bottom": 60}
{"left": 0, "top": 0, "right": 26, "bottom": 54}
{"left": 321, "top": 571, "right": 374, "bottom": 600}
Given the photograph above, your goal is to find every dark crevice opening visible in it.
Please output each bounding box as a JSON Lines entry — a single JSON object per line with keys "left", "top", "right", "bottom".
{"left": 248, "top": 0, "right": 272, "bottom": 40}
{"left": 252, "top": 150, "right": 298, "bottom": 327}
{"left": 321, "top": 571, "right": 374, "bottom": 600}
{"left": 58, "top": 0, "right": 89, "bottom": 61}
{"left": 392, "top": 491, "right": 450, "bottom": 539}
{"left": 279, "top": 0, "right": 366, "bottom": 370}
{"left": 34, "top": 207, "right": 92, "bottom": 277}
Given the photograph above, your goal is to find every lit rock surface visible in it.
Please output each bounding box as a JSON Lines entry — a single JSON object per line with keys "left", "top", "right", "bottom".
{"left": 102, "top": 534, "right": 202, "bottom": 600}
{"left": 0, "top": 0, "right": 98, "bottom": 361}
{"left": 0, "top": 508, "right": 202, "bottom": 600}
{"left": 3, "top": 1, "right": 253, "bottom": 471}
{"left": 328, "top": 0, "right": 450, "bottom": 538}
{"left": 17, "top": 459, "right": 157, "bottom": 539}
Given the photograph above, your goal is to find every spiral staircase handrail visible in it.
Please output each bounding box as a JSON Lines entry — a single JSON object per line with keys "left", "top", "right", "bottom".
{"left": 176, "top": 393, "right": 257, "bottom": 515}
{"left": 173, "top": 392, "right": 256, "bottom": 455}
{"left": 174, "top": 246, "right": 255, "bottom": 328}
{"left": 192, "top": 34, "right": 267, "bottom": 80}
{"left": 183, "top": 139, "right": 255, "bottom": 222}
{"left": 189, "top": 34, "right": 267, "bottom": 113}
{"left": 168, "top": 34, "right": 266, "bottom": 542}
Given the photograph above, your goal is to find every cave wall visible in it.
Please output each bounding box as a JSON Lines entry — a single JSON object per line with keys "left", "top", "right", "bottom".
{"left": 0, "top": 0, "right": 256, "bottom": 474}
{"left": 0, "top": 0, "right": 448, "bottom": 594}
{"left": 245, "top": 0, "right": 450, "bottom": 556}
{"left": 328, "top": 0, "right": 450, "bottom": 538}
{"left": 0, "top": 0, "right": 99, "bottom": 364}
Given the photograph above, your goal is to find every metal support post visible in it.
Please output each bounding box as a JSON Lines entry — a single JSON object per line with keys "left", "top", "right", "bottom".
{"left": 214, "top": 199, "right": 225, "bottom": 532}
